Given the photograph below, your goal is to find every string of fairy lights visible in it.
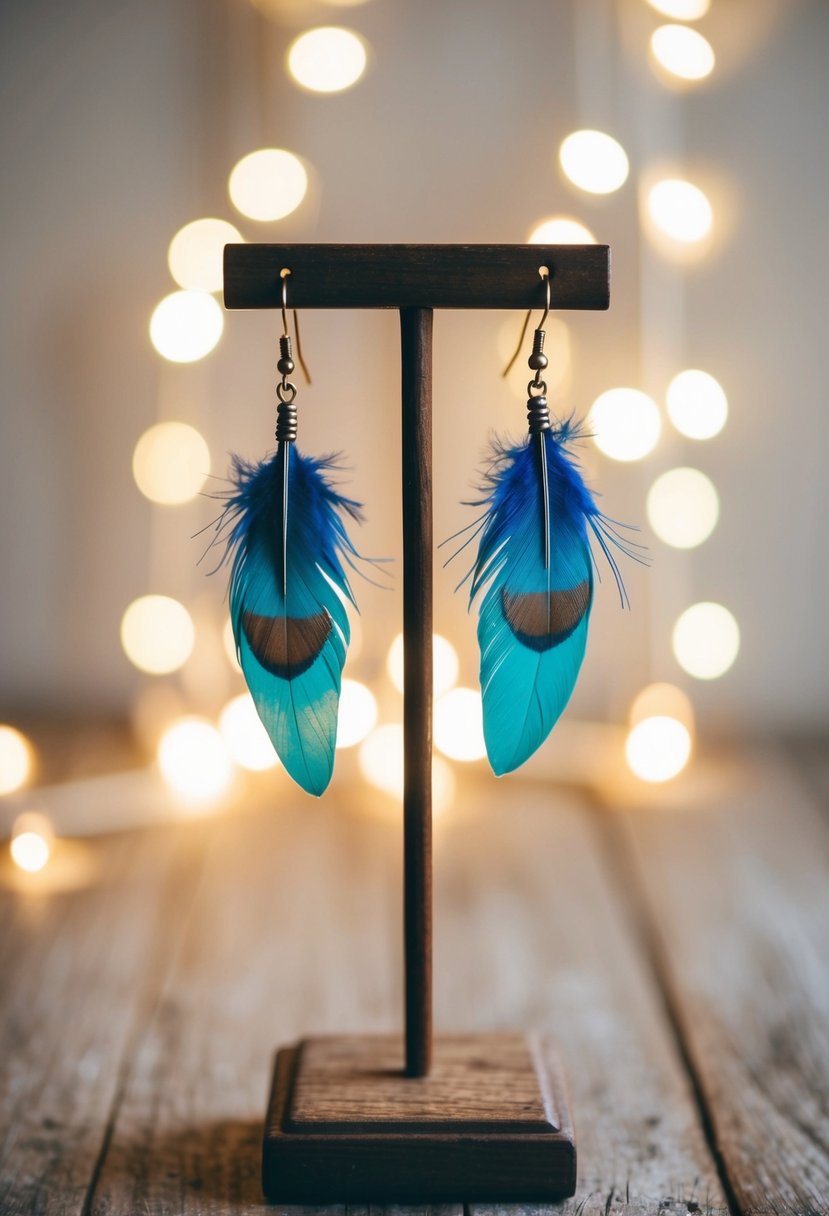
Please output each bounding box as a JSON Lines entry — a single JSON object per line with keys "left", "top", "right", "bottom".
{"left": 1, "top": 0, "right": 740, "bottom": 874}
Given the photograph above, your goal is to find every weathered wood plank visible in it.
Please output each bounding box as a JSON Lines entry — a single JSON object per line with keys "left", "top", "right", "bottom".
{"left": 618, "top": 750, "right": 829, "bottom": 1215}
{"left": 90, "top": 792, "right": 411, "bottom": 1215}
{"left": 0, "top": 824, "right": 207, "bottom": 1216}
{"left": 88, "top": 780, "right": 724, "bottom": 1215}
{"left": 444, "top": 787, "right": 727, "bottom": 1216}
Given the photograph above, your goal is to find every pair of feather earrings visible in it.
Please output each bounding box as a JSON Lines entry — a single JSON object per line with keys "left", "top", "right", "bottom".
{"left": 214, "top": 271, "right": 639, "bottom": 796}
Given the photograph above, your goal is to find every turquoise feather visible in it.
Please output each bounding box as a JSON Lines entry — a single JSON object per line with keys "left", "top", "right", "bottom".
{"left": 457, "top": 420, "right": 639, "bottom": 776}
{"left": 219, "top": 444, "right": 362, "bottom": 796}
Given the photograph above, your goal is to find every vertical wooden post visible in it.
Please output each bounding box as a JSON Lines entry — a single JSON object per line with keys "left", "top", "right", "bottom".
{"left": 400, "top": 307, "right": 433, "bottom": 1078}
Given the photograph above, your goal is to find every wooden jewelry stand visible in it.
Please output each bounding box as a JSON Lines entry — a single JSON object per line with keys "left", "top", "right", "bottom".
{"left": 223, "top": 244, "right": 610, "bottom": 1203}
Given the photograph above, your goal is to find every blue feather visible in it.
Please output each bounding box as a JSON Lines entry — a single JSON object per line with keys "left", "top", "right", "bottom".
{"left": 454, "top": 419, "right": 641, "bottom": 776}
{"left": 218, "top": 443, "right": 362, "bottom": 796}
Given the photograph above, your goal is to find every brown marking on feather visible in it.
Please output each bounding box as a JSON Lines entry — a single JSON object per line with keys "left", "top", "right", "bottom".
{"left": 502, "top": 582, "right": 590, "bottom": 650}
{"left": 243, "top": 610, "right": 331, "bottom": 678}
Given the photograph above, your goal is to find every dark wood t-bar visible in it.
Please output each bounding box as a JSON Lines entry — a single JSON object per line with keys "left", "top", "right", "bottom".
{"left": 223, "top": 243, "right": 610, "bottom": 311}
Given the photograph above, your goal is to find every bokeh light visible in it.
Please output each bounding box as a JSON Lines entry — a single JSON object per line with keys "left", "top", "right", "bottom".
{"left": 646, "top": 467, "right": 719, "bottom": 549}
{"left": 335, "top": 679, "right": 378, "bottom": 749}
{"left": 434, "top": 688, "right": 486, "bottom": 762}
{"left": 10, "top": 813, "right": 53, "bottom": 873}
{"left": 650, "top": 25, "right": 715, "bottom": 82}
{"left": 157, "top": 717, "right": 234, "bottom": 802}
{"left": 667, "top": 369, "right": 728, "bottom": 439}
{"left": 559, "top": 130, "right": 629, "bottom": 195}
{"left": 630, "top": 682, "right": 695, "bottom": 732}
{"left": 149, "top": 291, "right": 224, "bottom": 363}
{"left": 673, "top": 602, "right": 740, "bottom": 679}
{"left": 219, "top": 693, "right": 278, "bottom": 771}
{"left": 589, "top": 388, "right": 661, "bottom": 462}
{"left": 358, "top": 723, "right": 404, "bottom": 797}
{"left": 132, "top": 422, "right": 210, "bottom": 506}
{"left": 625, "top": 716, "right": 692, "bottom": 783}
{"left": 167, "top": 218, "right": 243, "bottom": 292}
{"left": 528, "top": 216, "right": 596, "bottom": 245}
{"left": 228, "top": 149, "right": 308, "bottom": 222}
{"left": 120, "top": 595, "right": 195, "bottom": 675}
{"left": 222, "top": 617, "right": 242, "bottom": 672}
{"left": 647, "top": 179, "right": 712, "bottom": 243}
{"left": 358, "top": 723, "right": 455, "bottom": 816}
{"left": 386, "top": 633, "right": 459, "bottom": 698}
{"left": 0, "top": 725, "right": 34, "bottom": 796}
{"left": 645, "top": 0, "right": 710, "bottom": 18}
{"left": 287, "top": 27, "right": 367, "bottom": 93}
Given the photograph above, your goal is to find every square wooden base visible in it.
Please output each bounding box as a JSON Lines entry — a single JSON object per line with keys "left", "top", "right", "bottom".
{"left": 262, "top": 1033, "right": 576, "bottom": 1202}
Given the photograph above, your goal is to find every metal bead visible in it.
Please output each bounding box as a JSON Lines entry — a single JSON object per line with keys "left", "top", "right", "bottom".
{"left": 275, "top": 399, "right": 298, "bottom": 443}
{"left": 277, "top": 356, "right": 295, "bottom": 375}
{"left": 527, "top": 394, "right": 551, "bottom": 435}
{"left": 528, "top": 351, "right": 548, "bottom": 371}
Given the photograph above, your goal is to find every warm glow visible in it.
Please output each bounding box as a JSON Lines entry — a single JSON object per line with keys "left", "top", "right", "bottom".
{"left": 358, "top": 723, "right": 404, "bottom": 797}
{"left": 120, "top": 595, "right": 195, "bottom": 675}
{"left": 358, "top": 723, "right": 454, "bottom": 815}
{"left": 645, "top": 0, "right": 710, "bottom": 19}
{"left": 386, "top": 633, "right": 459, "bottom": 698}
{"left": 559, "top": 130, "right": 629, "bottom": 195}
{"left": 667, "top": 369, "right": 728, "bottom": 439}
{"left": 167, "top": 218, "right": 243, "bottom": 292}
{"left": 158, "top": 717, "right": 234, "bottom": 801}
{"left": 630, "top": 682, "right": 695, "bottom": 732}
{"left": 589, "top": 388, "right": 661, "bottom": 462}
{"left": 222, "top": 617, "right": 241, "bottom": 672}
{"left": 646, "top": 467, "right": 719, "bottom": 549}
{"left": 287, "top": 27, "right": 367, "bottom": 93}
{"left": 228, "top": 148, "right": 308, "bottom": 222}
{"left": 650, "top": 25, "right": 715, "bottom": 81}
{"left": 335, "top": 679, "right": 378, "bottom": 749}
{"left": 528, "top": 216, "right": 596, "bottom": 245}
{"left": 10, "top": 813, "right": 53, "bottom": 874}
{"left": 432, "top": 756, "right": 456, "bottom": 819}
{"left": 132, "top": 422, "right": 210, "bottom": 506}
{"left": 219, "top": 693, "right": 278, "bottom": 771}
{"left": 434, "top": 688, "right": 486, "bottom": 762}
{"left": 625, "top": 716, "right": 692, "bottom": 783}
{"left": 10, "top": 833, "right": 50, "bottom": 873}
{"left": 647, "top": 179, "right": 712, "bottom": 243}
{"left": 149, "top": 291, "right": 224, "bottom": 363}
{"left": 673, "top": 602, "right": 740, "bottom": 680}
{"left": 0, "top": 725, "right": 34, "bottom": 795}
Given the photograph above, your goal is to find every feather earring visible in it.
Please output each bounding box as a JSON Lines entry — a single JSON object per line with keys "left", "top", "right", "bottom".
{"left": 444, "top": 268, "right": 646, "bottom": 776}
{"left": 213, "top": 271, "right": 364, "bottom": 796}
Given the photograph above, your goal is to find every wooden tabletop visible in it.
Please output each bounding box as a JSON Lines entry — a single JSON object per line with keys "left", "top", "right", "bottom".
{"left": 1, "top": 743, "right": 827, "bottom": 1215}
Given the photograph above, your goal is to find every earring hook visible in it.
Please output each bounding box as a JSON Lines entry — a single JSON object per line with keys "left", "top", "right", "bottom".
{"left": 279, "top": 268, "right": 312, "bottom": 385}
{"left": 501, "top": 266, "right": 551, "bottom": 379}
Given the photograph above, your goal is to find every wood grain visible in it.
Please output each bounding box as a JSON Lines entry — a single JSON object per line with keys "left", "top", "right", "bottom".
{"left": 618, "top": 749, "right": 829, "bottom": 1215}
{"left": 13, "top": 755, "right": 829, "bottom": 1212}
{"left": 400, "top": 307, "right": 433, "bottom": 1078}
{"left": 286, "top": 1034, "right": 556, "bottom": 1132}
{"left": 263, "top": 1035, "right": 576, "bottom": 1202}
{"left": 223, "top": 244, "right": 610, "bottom": 311}
{"left": 77, "top": 778, "right": 724, "bottom": 1213}
{"left": 437, "top": 786, "right": 728, "bottom": 1216}
{"left": 0, "top": 826, "right": 204, "bottom": 1216}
